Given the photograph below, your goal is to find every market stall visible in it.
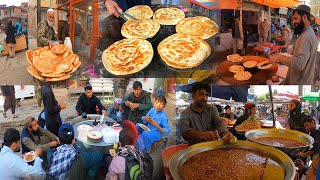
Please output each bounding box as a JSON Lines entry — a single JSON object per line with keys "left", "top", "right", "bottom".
{"left": 1, "top": 34, "right": 27, "bottom": 56}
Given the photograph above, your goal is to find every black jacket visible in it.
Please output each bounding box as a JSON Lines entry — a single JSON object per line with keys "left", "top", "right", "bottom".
{"left": 76, "top": 94, "right": 105, "bottom": 114}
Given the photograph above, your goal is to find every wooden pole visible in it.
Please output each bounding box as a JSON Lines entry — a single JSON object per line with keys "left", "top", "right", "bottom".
{"left": 37, "top": 0, "right": 41, "bottom": 23}
{"left": 268, "top": 85, "right": 276, "bottom": 128}
{"left": 90, "top": 0, "right": 99, "bottom": 61}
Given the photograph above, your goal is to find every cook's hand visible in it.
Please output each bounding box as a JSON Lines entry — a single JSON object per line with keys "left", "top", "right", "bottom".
{"left": 125, "top": 100, "right": 131, "bottom": 107}
{"left": 105, "top": 111, "right": 110, "bottom": 117}
{"left": 48, "top": 41, "right": 53, "bottom": 47}
{"left": 50, "top": 141, "right": 59, "bottom": 148}
{"left": 222, "top": 132, "right": 237, "bottom": 144}
{"left": 102, "top": 110, "right": 108, "bottom": 116}
{"left": 59, "top": 102, "right": 67, "bottom": 109}
{"left": 35, "top": 148, "right": 42, "bottom": 157}
{"left": 270, "top": 54, "right": 284, "bottom": 63}
{"left": 105, "top": 0, "right": 123, "bottom": 17}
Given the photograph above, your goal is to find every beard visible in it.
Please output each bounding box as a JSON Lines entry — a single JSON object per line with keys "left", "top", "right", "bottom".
{"left": 31, "top": 128, "right": 40, "bottom": 135}
{"left": 294, "top": 20, "right": 305, "bottom": 35}
{"left": 47, "top": 18, "right": 55, "bottom": 28}
{"left": 194, "top": 100, "right": 207, "bottom": 108}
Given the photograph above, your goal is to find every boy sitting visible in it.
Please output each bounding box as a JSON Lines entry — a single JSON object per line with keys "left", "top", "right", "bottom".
{"left": 136, "top": 95, "right": 170, "bottom": 152}
{"left": 106, "top": 120, "right": 139, "bottom": 180}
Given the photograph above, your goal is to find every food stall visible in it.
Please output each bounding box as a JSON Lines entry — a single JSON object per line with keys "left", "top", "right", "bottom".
{"left": 1, "top": 35, "right": 27, "bottom": 56}
{"left": 57, "top": 0, "right": 98, "bottom": 60}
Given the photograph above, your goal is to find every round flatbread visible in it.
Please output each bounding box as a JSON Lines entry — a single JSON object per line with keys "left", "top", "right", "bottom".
{"left": 27, "top": 65, "right": 45, "bottom": 81}
{"left": 50, "top": 44, "right": 68, "bottom": 54}
{"left": 243, "top": 61, "right": 257, "bottom": 68}
{"left": 61, "top": 47, "right": 70, "bottom": 58}
{"left": 102, "top": 39, "right": 153, "bottom": 75}
{"left": 158, "top": 34, "right": 211, "bottom": 69}
{"left": 176, "top": 16, "right": 219, "bottom": 39}
{"left": 125, "top": 5, "right": 154, "bottom": 20}
{"left": 26, "top": 50, "right": 34, "bottom": 65}
{"left": 33, "top": 56, "right": 56, "bottom": 73}
{"left": 227, "top": 54, "right": 242, "bottom": 63}
{"left": 53, "top": 53, "right": 76, "bottom": 74}
{"left": 234, "top": 71, "right": 252, "bottom": 81}
{"left": 229, "top": 65, "right": 245, "bottom": 73}
{"left": 45, "top": 74, "right": 71, "bottom": 82}
{"left": 257, "top": 61, "right": 272, "bottom": 69}
{"left": 65, "top": 64, "right": 73, "bottom": 73}
{"left": 121, "top": 19, "right": 160, "bottom": 39}
{"left": 153, "top": 7, "right": 185, "bottom": 25}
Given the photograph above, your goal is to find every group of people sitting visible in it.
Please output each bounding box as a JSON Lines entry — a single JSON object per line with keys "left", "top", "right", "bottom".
{"left": 0, "top": 80, "right": 171, "bottom": 179}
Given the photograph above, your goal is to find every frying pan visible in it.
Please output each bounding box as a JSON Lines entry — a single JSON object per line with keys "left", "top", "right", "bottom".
{"left": 98, "top": 4, "right": 217, "bottom": 77}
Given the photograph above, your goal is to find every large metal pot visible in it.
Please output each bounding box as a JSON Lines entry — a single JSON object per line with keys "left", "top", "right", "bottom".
{"left": 169, "top": 140, "right": 295, "bottom": 180}
{"left": 245, "top": 129, "right": 314, "bottom": 155}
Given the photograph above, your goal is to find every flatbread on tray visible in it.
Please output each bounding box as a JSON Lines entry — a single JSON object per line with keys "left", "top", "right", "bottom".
{"left": 121, "top": 19, "right": 160, "bottom": 39}
{"left": 125, "top": 5, "right": 154, "bottom": 20}
{"left": 102, "top": 39, "right": 153, "bottom": 75}
{"left": 176, "top": 16, "right": 219, "bottom": 39}
{"left": 234, "top": 71, "right": 252, "bottom": 81}
{"left": 227, "top": 54, "right": 242, "bottom": 63}
{"left": 25, "top": 45, "right": 81, "bottom": 82}
{"left": 243, "top": 61, "right": 257, "bottom": 68}
{"left": 153, "top": 7, "right": 185, "bottom": 25}
{"left": 257, "top": 61, "right": 272, "bottom": 69}
{"left": 229, "top": 65, "right": 244, "bottom": 73}
{"left": 158, "top": 34, "right": 211, "bottom": 69}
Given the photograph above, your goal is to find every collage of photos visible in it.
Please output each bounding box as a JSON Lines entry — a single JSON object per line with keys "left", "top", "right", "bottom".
{"left": 0, "top": 0, "right": 320, "bottom": 179}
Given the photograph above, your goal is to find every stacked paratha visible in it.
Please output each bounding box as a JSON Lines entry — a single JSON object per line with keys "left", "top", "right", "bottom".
{"left": 102, "top": 39, "right": 153, "bottom": 75}
{"left": 176, "top": 16, "right": 219, "bottom": 39}
{"left": 153, "top": 7, "right": 185, "bottom": 25}
{"left": 125, "top": 5, "right": 154, "bottom": 19}
{"left": 158, "top": 34, "right": 211, "bottom": 69}
{"left": 26, "top": 44, "right": 81, "bottom": 82}
{"left": 121, "top": 19, "right": 160, "bottom": 39}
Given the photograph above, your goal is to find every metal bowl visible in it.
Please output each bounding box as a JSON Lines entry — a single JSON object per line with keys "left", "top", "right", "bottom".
{"left": 245, "top": 129, "right": 314, "bottom": 155}
{"left": 169, "top": 140, "right": 295, "bottom": 180}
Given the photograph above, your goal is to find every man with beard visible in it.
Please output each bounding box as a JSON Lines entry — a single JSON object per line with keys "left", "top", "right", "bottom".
{"left": 37, "top": 8, "right": 58, "bottom": 47}
{"left": 0, "top": 128, "right": 45, "bottom": 179}
{"left": 121, "top": 81, "right": 152, "bottom": 123}
{"left": 179, "top": 82, "right": 237, "bottom": 145}
{"left": 106, "top": 98, "right": 123, "bottom": 122}
{"left": 21, "top": 116, "right": 60, "bottom": 154}
{"left": 271, "top": 5, "right": 318, "bottom": 85}
{"left": 287, "top": 99, "right": 308, "bottom": 133}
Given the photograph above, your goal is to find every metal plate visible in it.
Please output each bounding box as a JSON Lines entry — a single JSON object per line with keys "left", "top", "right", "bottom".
{"left": 245, "top": 129, "right": 314, "bottom": 154}
{"left": 169, "top": 141, "right": 295, "bottom": 180}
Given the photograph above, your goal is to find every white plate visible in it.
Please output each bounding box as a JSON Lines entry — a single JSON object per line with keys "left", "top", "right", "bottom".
{"left": 23, "top": 151, "right": 36, "bottom": 162}
{"left": 139, "top": 123, "right": 151, "bottom": 131}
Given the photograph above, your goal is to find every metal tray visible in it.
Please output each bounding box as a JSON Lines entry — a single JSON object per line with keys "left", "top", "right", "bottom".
{"left": 245, "top": 129, "right": 314, "bottom": 154}
{"left": 169, "top": 141, "right": 295, "bottom": 180}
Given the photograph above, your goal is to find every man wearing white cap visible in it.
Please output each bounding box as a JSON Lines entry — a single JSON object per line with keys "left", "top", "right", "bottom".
{"left": 37, "top": 8, "right": 58, "bottom": 47}
{"left": 107, "top": 98, "right": 123, "bottom": 122}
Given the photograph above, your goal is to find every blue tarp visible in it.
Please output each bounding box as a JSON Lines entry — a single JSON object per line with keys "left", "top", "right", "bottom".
{"left": 176, "top": 84, "right": 249, "bottom": 103}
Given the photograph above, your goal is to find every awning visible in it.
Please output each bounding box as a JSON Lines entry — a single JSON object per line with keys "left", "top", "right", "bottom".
{"left": 251, "top": 0, "right": 302, "bottom": 8}
{"left": 176, "top": 84, "right": 249, "bottom": 102}
{"left": 300, "top": 92, "right": 320, "bottom": 102}
{"left": 242, "top": 2, "right": 262, "bottom": 12}
{"left": 188, "top": 0, "right": 242, "bottom": 10}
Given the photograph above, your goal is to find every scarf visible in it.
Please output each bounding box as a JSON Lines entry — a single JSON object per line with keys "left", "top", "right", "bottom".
{"left": 49, "top": 144, "right": 77, "bottom": 178}
{"left": 118, "top": 145, "right": 145, "bottom": 174}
